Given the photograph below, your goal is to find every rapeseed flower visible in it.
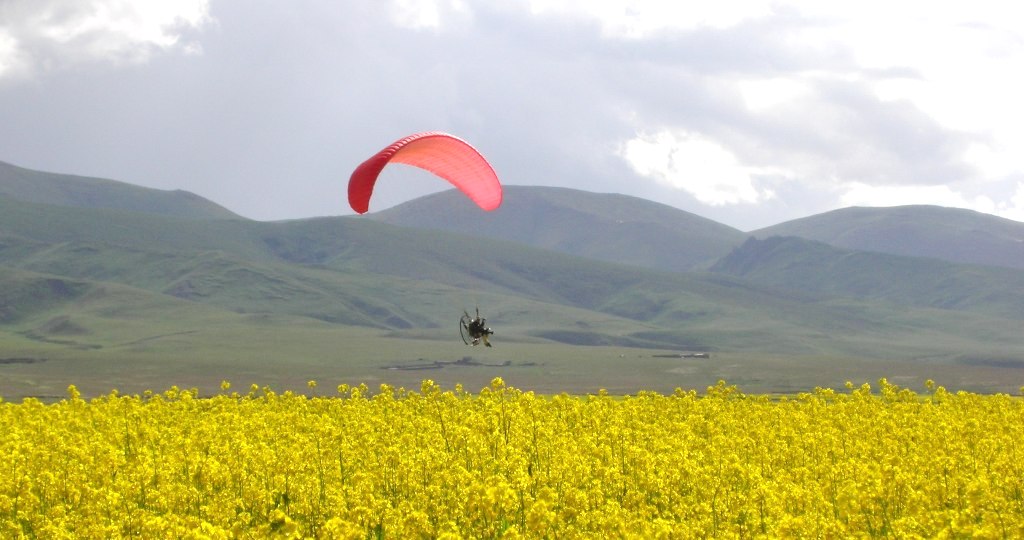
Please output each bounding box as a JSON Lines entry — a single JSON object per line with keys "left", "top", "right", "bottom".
{"left": 1, "top": 380, "right": 1021, "bottom": 537}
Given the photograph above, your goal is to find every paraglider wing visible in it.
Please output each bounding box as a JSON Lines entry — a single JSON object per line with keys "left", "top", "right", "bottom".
{"left": 348, "top": 131, "right": 503, "bottom": 214}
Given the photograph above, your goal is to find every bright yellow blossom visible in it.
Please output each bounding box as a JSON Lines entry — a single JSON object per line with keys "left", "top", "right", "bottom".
{"left": 0, "top": 380, "right": 1021, "bottom": 537}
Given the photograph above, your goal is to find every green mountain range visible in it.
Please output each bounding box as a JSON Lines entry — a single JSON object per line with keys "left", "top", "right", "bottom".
{"left": 373, "top": 186, "right": 747, "bottom": 271}
{"left": 752, "top": 205, "right": 1024, "bottom": 270}
{"left": 710, "top": 236, "right": 1024, "bottom": 320}
{"left": 0, "top": 161, "right": 240, "bottom": 220}
{"left": 1, "top": 161, "right": 1021, "bottom": 397}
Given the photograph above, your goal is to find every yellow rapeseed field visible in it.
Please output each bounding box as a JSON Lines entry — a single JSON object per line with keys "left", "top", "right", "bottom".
{"left": 1, "top": 377, "right": 1022, "bottom": 538}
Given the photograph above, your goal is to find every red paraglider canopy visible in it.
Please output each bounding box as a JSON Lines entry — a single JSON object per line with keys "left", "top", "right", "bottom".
{"left": 348, "top": 131, "right": 503, "bottom": 214}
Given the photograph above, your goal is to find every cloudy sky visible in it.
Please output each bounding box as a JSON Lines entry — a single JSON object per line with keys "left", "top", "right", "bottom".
{"left": 2, "top": 0, "right": 1023, "bottom": 230}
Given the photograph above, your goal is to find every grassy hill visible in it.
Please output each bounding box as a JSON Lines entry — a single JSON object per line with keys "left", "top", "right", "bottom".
{"left": 753, "top": 205, "right": 1024, "bottom": 270}
{"left": 0, "top": 197, "right": 268, "bottom": 258}
{"left": 372, "top": 186, "right": 747, "bottom": 271}
{"left": 710, "top": 236, "right": 1024, "bottom": 320}
{"left": 0, "top": 160, "right": 241, "bottom": 220}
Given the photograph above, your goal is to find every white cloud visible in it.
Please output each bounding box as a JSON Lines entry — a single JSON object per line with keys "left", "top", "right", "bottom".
{"left": 736, "top": 78, "right": 813, "bottom": 112}
{"left": 620, "top": 129, "right": 776, "bottom": 205}
{"left": 527, "top": 0, "right": 775, "bottom": 38}
{"left": 1006, "top": 182, "right": 1024, "bottom": 223}
{"left": 964, "top": 142, "right": 1019, "bottom": 180}
{"left": 0, "top": 0, "right": 212, "bottom": 79}
{"left": 792, "top": 2, "right": 1024, "bottom": 178}
{"left": 530, "top": 1, "right": 1024, "bottom": 220}
{"left": 779, "top": 5, "right": 1024, "bottom": 196}
{"left": 388, "top": 0, "right": 471, "bottom": 30}
{"left": 0, "top": 29, "right": 22, "bottom": 77}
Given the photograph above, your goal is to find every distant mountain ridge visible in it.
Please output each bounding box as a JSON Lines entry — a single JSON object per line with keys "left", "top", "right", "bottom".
{"left": 372, "top": 186, "right": 747, "bottom": 271}
{"left": 0, "top": 163, "right": 1021, "bottom": 337}
{"left": 710, "top": 236, "right": 1024, "bottom": 320}
{"left": 752, "top": 205, "right": 1024, "bottom": 270}
{"left": 6, "top": 159, "right": 1023, "bottom": 271}
{"left": 0, "top": 160, "right": 241, "bottom": 220}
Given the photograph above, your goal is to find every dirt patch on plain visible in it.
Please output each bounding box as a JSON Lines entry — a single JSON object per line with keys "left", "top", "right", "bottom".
{"left": 0, "top": 357, "right": 46, "bottom": 365}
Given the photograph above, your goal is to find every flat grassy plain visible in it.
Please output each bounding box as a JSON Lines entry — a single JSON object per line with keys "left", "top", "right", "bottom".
{"left": 3, "top": 311, "right": 1020, "bottom": 401}
{"left": 2, "top": 258, "right": 1021, "bottom": 401}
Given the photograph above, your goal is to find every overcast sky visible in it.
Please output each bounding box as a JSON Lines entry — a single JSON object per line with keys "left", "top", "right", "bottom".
{"left": 2, "top": 0, "right": 1023, "bottom": 230}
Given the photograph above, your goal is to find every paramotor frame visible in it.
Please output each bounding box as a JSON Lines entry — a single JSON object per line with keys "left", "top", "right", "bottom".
{"left": 459, "top": 311, "right": 474, "bottom": 345}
